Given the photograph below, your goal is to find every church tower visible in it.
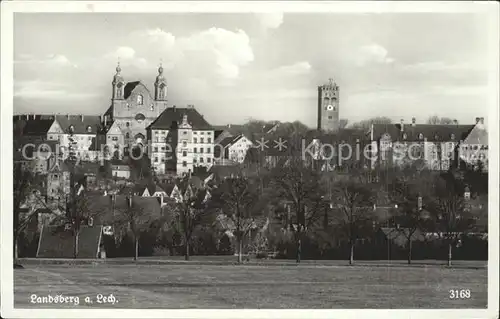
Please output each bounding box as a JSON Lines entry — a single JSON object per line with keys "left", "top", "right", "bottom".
{"left": 317, "top": 78, "right": 340, "bottom": 132}
{"left": 154, "top": 64, "right": 167, "bottom": 101}
{"left": 112, "top": 62, "right": 125, "bottom": 100}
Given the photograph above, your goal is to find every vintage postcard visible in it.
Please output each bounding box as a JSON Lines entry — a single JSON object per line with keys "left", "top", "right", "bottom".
{"left": 1, "top": 1, "right": 498, "bottom": 318}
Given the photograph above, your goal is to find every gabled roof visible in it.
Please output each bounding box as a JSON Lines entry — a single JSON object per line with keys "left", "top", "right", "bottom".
{"left": 123, "top": 81, "right": 153, "bottom": 99}
{"left": 463, "top": 124, "right": 488, "bottom": 145}
{"left": 371, "top": 123, "right": 475, "bottom": 142}
{"left": 380, "top": 227, "right": 426, "bottom": 247}
{"left": 147, "top": 107, "right": 212, "bottom": 130}
{"left": 55, "top": 115, "right": 102, "bottom": 135}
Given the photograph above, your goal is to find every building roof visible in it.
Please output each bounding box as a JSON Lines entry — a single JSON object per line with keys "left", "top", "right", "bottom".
{"left": 21, "top": 119, "right": 55, "bottom": 136}
{"left": 380, "top": 227, "right": 426, "bottom": 247}
{"left": 371, "top": 123, "right": 475, "bottom": 142}
{"left": 123, "top": 81, "right": 152, "bottom": 99}
{"left": 55, "top": 115, "right": 103, "bottom": 135}
{"left": 37, "top": 225, "right": 103, "bottom": 258}
{"left": 148, "top": 107, "right": 212, "bottom": 130}
{"left": 463, "top": 125, "right": 488, "bottom": 145}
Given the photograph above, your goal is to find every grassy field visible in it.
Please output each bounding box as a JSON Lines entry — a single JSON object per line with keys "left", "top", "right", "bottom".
{"left": 14, "top": 263, "right": 488, "bottom": 309}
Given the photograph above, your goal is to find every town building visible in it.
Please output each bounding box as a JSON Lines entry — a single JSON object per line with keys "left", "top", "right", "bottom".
{"left": 369, "top": 117, "right": 488, "bottom": 171}
{"left": 146, "top": 105, "right": 214, "bottom": 176}
{"left": 214, "top": 134, "right": 254, "bottom": 165}
{"left": 317, "top": 78, "right": 340, "bottom": 132}
{"left": 103, "top": 63, "right": 169, "bottom": 149}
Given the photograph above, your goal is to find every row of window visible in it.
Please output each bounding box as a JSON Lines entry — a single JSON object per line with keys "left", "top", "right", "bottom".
{"left": 154, "top": 157, "right": 212, "bottom": 164}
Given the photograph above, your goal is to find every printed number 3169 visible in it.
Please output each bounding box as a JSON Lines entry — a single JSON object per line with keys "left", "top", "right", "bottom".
{"left": 449, "top": 289, "right": 471, "bottom": 299}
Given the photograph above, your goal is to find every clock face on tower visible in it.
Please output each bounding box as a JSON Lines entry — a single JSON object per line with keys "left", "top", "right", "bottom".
{"left": 327, "top": 105, "right": 334, "bottom": 111}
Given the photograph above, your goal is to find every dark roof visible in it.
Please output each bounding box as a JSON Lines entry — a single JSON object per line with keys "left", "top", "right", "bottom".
{"left": 21, "top": 119, "right": 55, "bottom": 136}
{"left": 124, "top": 81, "right": 145, "bottom": 99}
{"left": 372, "top": 123, "right": 475, "bottom": 142}
{"left": 37, "top": 225, "right": 103, "bottom": 258}
{"left": 148, "top": 107, "right": 212, "bottom": 130}
{"left": 208, "top": 165, "right": 244, "bottom": 180}
{"left": 380, "top": 227, "right": 426, "bottom": 247}
{"left": 56, "top": 115, "right": 102, "bottom": 135}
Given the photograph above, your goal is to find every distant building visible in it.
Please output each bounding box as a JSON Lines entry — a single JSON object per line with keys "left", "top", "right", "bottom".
{"left": 369, "top": 117, "right": 487, "bottom": 171}
{"left": 214, "top": 134, "right": 254, "bottom": 165}
{"left": 459, "top": 117, "right": 488, "bottom": 171}
{"left": 317, "top": 78, "right": 340, "bottom": 132}
{"left": 109, "top": 160, "right": 131, "bottom": 179}
{"left": 102, "top": 64, "right": 169, "bottom": 149}
{"left": 147, "top": 105, "right": 214, "bottom": 176}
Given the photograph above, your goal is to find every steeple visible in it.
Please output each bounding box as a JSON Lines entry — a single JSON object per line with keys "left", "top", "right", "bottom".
{"left": 112, "top": 62, "right": 125, "bottom": 100}
{"left": 154, "top": 62, "right": 167, "bottom": 101}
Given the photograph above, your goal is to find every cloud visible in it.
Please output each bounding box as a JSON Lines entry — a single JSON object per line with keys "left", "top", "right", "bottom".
{"left": 104, "top": 46, "right": 148, "bottom": 68}
{"left": 402, "top": 61, "right": 475, "bottom": 72}
{"left": 256, "top": 13, "right": 284, "bottom": 29}
{"left": 272, "top": 61, "right": 312, "bottom": 76}
{"left": 14, "top": 80, "right": 98, "bottom": 100}
{"left": 136, "top": 27, "right": 254, "bottom": 80}
{"left": 355, "top": 44, "right": 395, "bottom": 66}
{"left": 15, "top": 54, "right": 77, "bottom": 68}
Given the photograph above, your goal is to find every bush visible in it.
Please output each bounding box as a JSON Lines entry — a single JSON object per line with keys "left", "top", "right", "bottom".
{"left": 256, "top": 252, "right": 268, "bottom": 259}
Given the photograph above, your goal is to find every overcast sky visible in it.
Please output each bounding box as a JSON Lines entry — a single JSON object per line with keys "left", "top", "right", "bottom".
{"left": 14, "top": 12, "right": 491, "bottom": 127}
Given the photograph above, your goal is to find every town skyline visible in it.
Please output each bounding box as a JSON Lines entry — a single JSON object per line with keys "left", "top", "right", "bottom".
{"left": 14, "top": 12, "right": 491, "bottom": 127}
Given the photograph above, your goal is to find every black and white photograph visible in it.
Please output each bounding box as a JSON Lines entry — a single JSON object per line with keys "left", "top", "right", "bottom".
{"left": 1, "top": 1, "right": 498, "bottom": 318}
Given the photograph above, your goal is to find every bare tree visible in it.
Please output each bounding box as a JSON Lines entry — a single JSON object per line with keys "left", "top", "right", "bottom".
{"left": 428, "top": 171, "right": 476, "bottom": 266}
{"left": 427, "top": 115, "right": 455, "bottom": 125}
{"left": 350, "top": 116, "right": 392, "bottom": 131}
{"left": 270, "top": 156, "right": 324, "bottom": 263}
{"left": 213, "top": 176, "right": 267, "bottom": 263}
{"left": 389, "top": 168, "right": 437, "bottom": 264}
{"left": 112, "top": 196, "right": 159, "bottom": 261}
{"left": 168, "top": 185, "right": 214, "bottom": 260}
{"left": 332, "top": 174, "right": 376, "bottom": 265}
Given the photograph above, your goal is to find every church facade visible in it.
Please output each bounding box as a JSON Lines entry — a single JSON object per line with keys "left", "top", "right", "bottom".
{"left": 317, "top": 78, "right": 340, "bottom": 132}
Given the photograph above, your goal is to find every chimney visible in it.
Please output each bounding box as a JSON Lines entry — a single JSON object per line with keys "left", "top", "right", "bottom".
{"left": 228, "top": 124, "right": 231, "bottom": 128}
{"left": 104, "top": 116, "right": 107, "bottom": 126}
{"left": 453, "top": 119, "right": 458, "bottom": 125}
{"left": 173, "top": 105, "right": 176, "bottom": 111}
{"left": 81, "top": 115, "right": 84, "bottom": 122}
{"left": 400, "top": 119, "right": 404, "bottom": 132}
{"left": 480, "top": 117, "right": 485, "bottom": 125}
{"left": 411, "top": 117, "right": 416, "bottom": 126}
{"left": 67, "top": 114, "right": 70, "bottom": 120}
{"left": 475, "top": 117, "right": 480, "bottom": 124}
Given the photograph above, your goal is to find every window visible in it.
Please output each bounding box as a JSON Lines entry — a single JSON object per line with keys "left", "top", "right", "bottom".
{"left": 54, "top": 174, "right": 58, "bottom": 179}
{"left": 207, "top": 158, "right": 211, "bottom": 163}
{"left": 182, "top": 141, "right": 187, "bottom": 147}
{"left": 182, "top": 161, "right": 187, "bottom": 167}
{"left": 137, "top": 94, "right": 143, "bottom": 105}
{"left": 161, "top": 158, "right": 166, "bottom": 163}
{"left": 155, "top": 157, "right": 158, "bottom": 162}
{"left": 126, "top": 133, "right": 130, "bottom": 138}
{"left": 154, "top": 131, "right": 158, "bottom": 135}
{"left": 208, "top": 138, "right": 212, "bottom": 143}
{"left": 402, "top": 133, "right": 407, "bottom": 140}
{"left": 194, "top": 131, "right": 198, "bottom": 135}
{"left": 87, "top": 126, "right": 92, "bottom": 133}
{"left": 200, "top": 157, "right": 204, "bottom": 163}
{"left": 183, "top": 131, "right": 187, "bottom": 135}
{"left": 418, "top": 133, "right": 424, "bottom": 140}
{"left": 200, "top": 148, "right": 204, "bottom": 154}
{"left": 154, "top": 147, "right": 158, "bottom": 152}
{"left": 328, "top": 116, "right": 333, "bottom": 120}
{"left": 193, "top": 158, "right": 197, "bottom": 163}
{"left": 69, "top": 125, "right": 74, "bottom": 133}
{"left": 201, "top": 132, "right": 205, "bottom": 135}
{"left": 150, "top": 104, "right": 154, "bottom": 111}
{"left": 88, "top": 136, "right": 92, "bottom": 141}
{"left": 126, "top": 122, "right": 130, "bottom": 127}
{"left": 161, "top": 131, "right": 166, "bottom": 134}
{"left": 450, "top": 133, "right": 455, "bottom": 140}
{"left": 183, "top": 151, "right": 187, "bottom": 157}
{"left": 194, "top": 138, "right": 197, "bottom": 143}
{"left": 194, "top": 147, "right": 197, "bottom": 153}
{"left": 207, "top": 147, "right": 211, "bottom": 153}
{"left": 161, "top": 147, "right": 166, "bottom": 151}
{"left": 207, "top": 132, "right": 212, "bottom": 136}
{"left": 200, "top": 138, "right": 204, "bottom": 143}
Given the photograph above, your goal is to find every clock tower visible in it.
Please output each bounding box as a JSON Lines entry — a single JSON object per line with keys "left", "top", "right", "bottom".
{"left": 317, "top": 78, "right": 340, "bottom": 132}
